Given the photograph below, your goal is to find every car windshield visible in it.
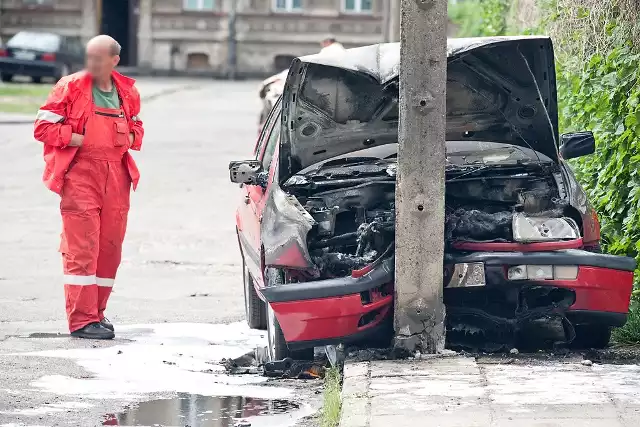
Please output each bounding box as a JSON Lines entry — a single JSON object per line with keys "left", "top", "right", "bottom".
{"left": 7, "top": 32, "right": 60, "bottom": 51}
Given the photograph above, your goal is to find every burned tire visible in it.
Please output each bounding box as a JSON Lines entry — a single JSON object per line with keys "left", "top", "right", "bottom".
{"left": 265, "top": 268, "right": 314, "bottom": 361}
{"left": 243, "top": 263, "right": 267, "bottom": 330}
{"left": 1, "top": 73, "right": 13, "bottom": 82}
{"left": 571, "top": 324, "right": 612, "bottom": 349}
{"left": 32, "top": 76, "right": 43, "bottom": 84}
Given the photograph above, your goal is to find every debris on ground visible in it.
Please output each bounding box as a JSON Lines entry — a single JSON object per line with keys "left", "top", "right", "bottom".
{"left": 581, "top": 359, "right": 593, "bottom": 366}
{"left": 510, "top": 348, "right": 519, "bottom": 355}
{"left": 264, "top": 358, "right": 326, "bottom": 379}
{"left": 221, "top": 348, "right": 327, "bottom": 379}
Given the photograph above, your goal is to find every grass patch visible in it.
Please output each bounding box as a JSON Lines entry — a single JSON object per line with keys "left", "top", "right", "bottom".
{"left": 0, "top": 101, "right": 40, "bottom": 114}
{"left": 613, "top": 304, "right": 640, "bottom": 345}
{"left": 321, "top": 366, "right": 342, "bottom": 427}
{"left": 0, "top": 84, "right": 51, "bottom": 98}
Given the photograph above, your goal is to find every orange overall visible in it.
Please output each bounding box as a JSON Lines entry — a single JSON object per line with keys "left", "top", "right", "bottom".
{"left": 60, "top": 103, "right": 132, "bottom": 332}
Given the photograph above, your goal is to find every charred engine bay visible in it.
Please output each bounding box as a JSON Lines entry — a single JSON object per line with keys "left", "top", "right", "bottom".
{"left": 284, "top": 158, "right": 573, "bottom": 276}
{"left": 283, "top": 157, "right": 584, "bottom": 352}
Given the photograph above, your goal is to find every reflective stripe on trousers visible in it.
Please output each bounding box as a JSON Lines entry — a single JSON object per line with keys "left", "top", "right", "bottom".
{"left": 61, "top": 103, "right": 131, "bottom": 333}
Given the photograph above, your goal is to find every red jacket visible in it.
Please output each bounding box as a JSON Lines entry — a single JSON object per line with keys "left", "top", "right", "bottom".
{"left": 34, "top": 70, "right": 144, "bottom": 194}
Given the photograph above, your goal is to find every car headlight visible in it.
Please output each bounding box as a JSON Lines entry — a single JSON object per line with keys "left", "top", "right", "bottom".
{"left": 512, "top": 213, "right": 580, "bottom": 242}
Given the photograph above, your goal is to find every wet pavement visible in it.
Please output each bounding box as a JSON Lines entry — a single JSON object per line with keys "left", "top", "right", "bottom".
{"left": 0, "top": 322, "right": 318, "bottom": 426}
{"left": 0, "top": 80, "right": 322, "bottom": 426}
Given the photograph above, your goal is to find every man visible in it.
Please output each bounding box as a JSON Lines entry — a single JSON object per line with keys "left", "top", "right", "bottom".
{"left": 319, "top": 35, "right": 346, "bottom": 56}
{"left": 34, "top": 35, "right": 143, "bottom": 340}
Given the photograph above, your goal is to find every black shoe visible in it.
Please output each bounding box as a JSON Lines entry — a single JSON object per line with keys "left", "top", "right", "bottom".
{"left": 70, "top": 322, "right": 115, "bottom": 340}
{"left": 100, "top": 317, "right": 114, "bottom": 332}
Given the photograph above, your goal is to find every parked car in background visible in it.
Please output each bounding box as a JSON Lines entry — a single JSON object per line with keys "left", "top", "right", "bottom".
{"left": 0, "top": 31, "right": 84, "bottom": 83}
{"left": 258, "top": 69, "right": 287, "bottom": 134}
{"left": 230, "top": 37, "right": 636, "bottom": 361}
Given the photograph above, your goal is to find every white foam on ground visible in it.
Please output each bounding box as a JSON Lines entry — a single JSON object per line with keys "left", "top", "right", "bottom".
{"left": 15, "top": 323, "right": 291, "bottom": 400}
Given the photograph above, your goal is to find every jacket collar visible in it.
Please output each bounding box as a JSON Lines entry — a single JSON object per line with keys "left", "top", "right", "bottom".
{"left": 78, "top": 70, "right": 135, "bottom": 91}
{"left": 77, "top": 69, "right": 136, "bottom": 102}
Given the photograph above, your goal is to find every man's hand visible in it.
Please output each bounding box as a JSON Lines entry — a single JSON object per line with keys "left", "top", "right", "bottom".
{"left": 128, "top": 132, "right": 134, "bottom": 147}
{"left": 68, "top": 133, "right": 84, "bottom": 147}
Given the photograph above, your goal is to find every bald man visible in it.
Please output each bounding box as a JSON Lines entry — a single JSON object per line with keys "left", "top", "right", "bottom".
{"left": 34, "top": 35, "right": 144, "bottom": 339}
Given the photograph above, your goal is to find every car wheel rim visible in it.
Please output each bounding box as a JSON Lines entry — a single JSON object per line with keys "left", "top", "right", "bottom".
{"left": 266, "top": 304, "right": 277, "bottom": 361}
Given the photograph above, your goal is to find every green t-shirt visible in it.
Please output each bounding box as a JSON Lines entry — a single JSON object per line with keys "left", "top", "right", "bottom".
{"left": 92, "top": 82, "right": 120, "bottom": 109}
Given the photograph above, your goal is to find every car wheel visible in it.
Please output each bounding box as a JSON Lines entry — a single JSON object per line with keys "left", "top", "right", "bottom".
{"left": 571, "top": 324, "right": 612, "bottom": 349}
{"left": 32, "top": 76, "right": 43, "bottom": 84}
{"left": 56, "top": 64, "right": 70, "bottom": 81}
{"left": 1, "top": 73, "right": 13, "bottom": 83}
{"left": 243, "top": 263, "right": 266, "bottom": 330}
{"left": 265, "top": 268, "right": 314, "bottom": 362}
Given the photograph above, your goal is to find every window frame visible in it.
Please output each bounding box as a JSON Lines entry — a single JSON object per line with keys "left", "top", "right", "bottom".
{"left": 272, "top": 0, "right": 303, "bottom": 13}
{"left": 255, "top": 98, "right": 282, "bottom": 160}
{"left": 183, "top": 0, "right": 216, "bottom": 11}
{"left": 342, "top": 0, "right": 373, "bottom": 14}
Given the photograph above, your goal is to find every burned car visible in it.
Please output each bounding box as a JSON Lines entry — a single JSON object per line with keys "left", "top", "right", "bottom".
{"left": 231, "top": 37, "right": 636, "bottom": 360}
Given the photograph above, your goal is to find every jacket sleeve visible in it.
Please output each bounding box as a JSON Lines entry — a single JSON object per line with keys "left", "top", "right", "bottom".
{"left": 128, "top": 86, "right": 144, "bottom": 151}
{"left": 33, "top": 81, "right": 73, "bottom": 148}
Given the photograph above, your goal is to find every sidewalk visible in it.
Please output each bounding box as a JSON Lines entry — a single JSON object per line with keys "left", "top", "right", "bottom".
{"left": 340, "top": 356, "right": 640, "bottom": 427}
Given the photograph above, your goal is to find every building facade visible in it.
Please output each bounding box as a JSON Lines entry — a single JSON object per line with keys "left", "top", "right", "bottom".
{"left": 0, "top": 0, "right": 398, "bottom": 76}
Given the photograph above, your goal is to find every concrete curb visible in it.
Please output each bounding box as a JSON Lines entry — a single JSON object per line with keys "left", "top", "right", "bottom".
{"left": 339, "top": 362, "right": 371, "bottom": 427}
{"left": 0, "top": 82, "right": 200, "bottom": 125}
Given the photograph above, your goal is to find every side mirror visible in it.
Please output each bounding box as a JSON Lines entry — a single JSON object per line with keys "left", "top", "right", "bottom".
{"left": 229, "top": 160, "right": 268, "bottom": 187}
{"left": 559, "top": 131, "right": 595, "bottom": 160}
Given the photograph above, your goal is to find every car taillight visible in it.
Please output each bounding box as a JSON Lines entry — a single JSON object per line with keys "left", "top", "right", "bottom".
{"left": 41, "top": 53, "right": 56, "bottom": 62}
{"left": 0, "top": 48, "right": 7, "bottom": 57}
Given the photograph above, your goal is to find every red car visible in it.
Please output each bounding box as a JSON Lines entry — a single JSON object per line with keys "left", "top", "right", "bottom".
{"left": 230, "top": 37, "right": 636, "bottom": 360}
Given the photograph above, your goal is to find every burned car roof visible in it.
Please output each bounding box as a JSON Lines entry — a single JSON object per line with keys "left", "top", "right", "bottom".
{"left": 279, "top": 36, "right": 559, "bottom": 179}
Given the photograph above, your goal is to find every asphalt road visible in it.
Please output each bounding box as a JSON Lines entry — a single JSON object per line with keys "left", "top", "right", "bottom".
{"left": 0, "top": 79, "right": 321, "bottom": 427}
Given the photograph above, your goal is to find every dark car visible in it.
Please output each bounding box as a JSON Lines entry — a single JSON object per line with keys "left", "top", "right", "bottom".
{"left": 0, "top": 31, "right": 84, "bottom": 83}
{"left": 229, "top": 37, "right": 636, "bottom": 361}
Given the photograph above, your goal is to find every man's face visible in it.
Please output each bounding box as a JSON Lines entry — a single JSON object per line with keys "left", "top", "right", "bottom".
{"left": 86, "top": 44, "right": 119, "bottom": 79}
{"left": 321, "top": 39, "right": 332, "bottom": 48}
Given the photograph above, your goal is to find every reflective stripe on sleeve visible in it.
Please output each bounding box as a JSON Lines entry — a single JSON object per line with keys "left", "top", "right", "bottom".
{"left": 36, "top": 109, "right": 65, "bottom": 123}
{"left": 96, "top": 277, "right": 115, "bottom": 287}
{"left": 63, "top": 275, "right": 97, "bottom": 286}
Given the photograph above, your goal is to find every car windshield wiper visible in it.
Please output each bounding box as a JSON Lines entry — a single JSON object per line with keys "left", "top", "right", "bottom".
{"left": 314, "top": 156, "right": 383, "bottom": 170}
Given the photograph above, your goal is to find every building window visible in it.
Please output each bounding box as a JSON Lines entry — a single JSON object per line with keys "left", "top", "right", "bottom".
{"left": 343, "top": 0, "right": 372, "bottom": 13}
{"left": 21, "top": 0, "right": 53, "bottom": 6}
{"left": 183, "top": 0, "right": 215, "bottom": 10}
{"left": 273, "top": 0, "right": 303, "bottom": 12}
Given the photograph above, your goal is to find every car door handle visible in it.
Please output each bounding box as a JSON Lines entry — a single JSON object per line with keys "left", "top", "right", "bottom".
{"left": 244, "top": 195, "right": 250, "bottom": 205}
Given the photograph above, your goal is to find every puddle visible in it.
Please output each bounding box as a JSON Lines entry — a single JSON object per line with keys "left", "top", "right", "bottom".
{"left": 5, "top": 332, "right": 70, "bottom": 339}
{"left": 104, "top": 393, "right": 304, "bottom": 427}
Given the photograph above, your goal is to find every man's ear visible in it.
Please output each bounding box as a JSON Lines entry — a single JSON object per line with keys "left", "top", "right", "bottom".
{"left": 112, "top": 55, "right": 121, "bottom": 67}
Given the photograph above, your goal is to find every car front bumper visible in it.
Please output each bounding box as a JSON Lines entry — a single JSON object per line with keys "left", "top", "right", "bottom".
{"left": 261, "top": 250, "right": 636, "bottom": 349}
{"left": 0, "top": 58, "right": 59, "bottom": 78}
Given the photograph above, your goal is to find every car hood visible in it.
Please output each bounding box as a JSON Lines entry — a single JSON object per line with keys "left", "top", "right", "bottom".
{"left": 279, "top": 36, "right": 559, "bottom": 178}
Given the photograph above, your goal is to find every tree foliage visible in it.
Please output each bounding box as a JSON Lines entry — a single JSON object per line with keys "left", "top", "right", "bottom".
{"left": 448, "top": 0, "right": 510, "bottom": 37}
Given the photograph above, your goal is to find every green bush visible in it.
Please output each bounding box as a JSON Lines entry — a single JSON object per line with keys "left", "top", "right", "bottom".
{"left": 558, "top": 44, "right": 640, "bottom": 287}
{"left": 448, "top": 0, "right": 510, "bottom": 37}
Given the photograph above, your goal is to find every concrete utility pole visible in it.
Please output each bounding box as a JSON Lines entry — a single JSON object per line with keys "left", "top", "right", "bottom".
{"left": 227, "top": 0, "right": 238, "bottom": 80}
{"left": 394, "top": 0, "right": 447, "bottom": 354}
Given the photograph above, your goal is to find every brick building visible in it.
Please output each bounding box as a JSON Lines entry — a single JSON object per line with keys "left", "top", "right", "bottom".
{"left": 0, "top": 0, "right": 400, "bottom": 76}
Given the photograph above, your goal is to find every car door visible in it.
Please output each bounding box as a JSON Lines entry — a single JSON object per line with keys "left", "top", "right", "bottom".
{"left": 238, "top": 100, "right": 282, "bottom": 282}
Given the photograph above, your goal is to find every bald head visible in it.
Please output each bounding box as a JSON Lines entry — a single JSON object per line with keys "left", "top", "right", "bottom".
{"left": 87, "top": 35, "right": 121, "bottom": 56}
{"left": 85, "top": 35, "right": 121, "bottom": 81}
